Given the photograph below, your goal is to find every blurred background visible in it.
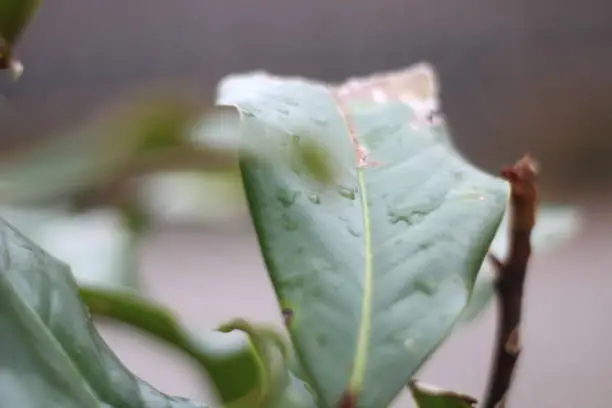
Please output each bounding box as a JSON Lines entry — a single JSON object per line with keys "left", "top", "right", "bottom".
{"left": 1, "top": 1, "right": 611, "bottom": 407}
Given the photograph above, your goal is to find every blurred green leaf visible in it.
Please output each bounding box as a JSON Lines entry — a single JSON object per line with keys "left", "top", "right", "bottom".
{"left": 458, "top": 205, "right": 582, "bottom": 324}
{"left": 0, "top": 99, "right": 235, "bottom": 207}
{"left": 138, "top": 170, "right": 247, "bottom": 225}
{"left": 408, "top": 380, "right": 476, "bottom": 408}
{"left": 80, "top": 287, "right": 264, "bottom": 406}
{"left": 81, "top": 288, "right": 317, "bottom": 408}
{"left": 0, "top": 0, "right": 41, "bottom": 79}
{"left": 0, "top": 216, "right": 206, "bottom": 408}
{"left": 0, "top": 206, "right": 140, "bottom": 289}
{"left": 218, "top": 64, "right": 508, "bottom": 408}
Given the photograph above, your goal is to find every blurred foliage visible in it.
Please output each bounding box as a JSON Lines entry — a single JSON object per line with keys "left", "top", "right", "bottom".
{"left": 0, "top": 6, "right": 586, "bottom": 406}
{"left": 0, "top": 0, "right": 40, "bottom": 79}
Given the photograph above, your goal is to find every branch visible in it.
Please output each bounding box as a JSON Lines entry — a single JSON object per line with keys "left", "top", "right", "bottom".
{"left": 482, "top": 154, "right": 539, "bottom": 408}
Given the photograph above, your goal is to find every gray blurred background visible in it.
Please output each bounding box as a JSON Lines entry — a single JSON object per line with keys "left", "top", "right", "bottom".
{"left": 1, "top": 1, "right": 611, "bottom": 407}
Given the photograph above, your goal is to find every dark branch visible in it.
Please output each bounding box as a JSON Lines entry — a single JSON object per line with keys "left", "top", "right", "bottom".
{"left": 482, "top": 154, "right": 539, "bottom": 408}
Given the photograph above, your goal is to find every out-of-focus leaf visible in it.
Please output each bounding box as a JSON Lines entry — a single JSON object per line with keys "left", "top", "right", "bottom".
{"left": 81, "top": 288, "right": 316, "bottom": 408}
{"left": 458, "top": 205, "right": 582, "bottom": 323}
{"left": 0, "top": 99, "right": 234, "bottom": 207}
{"left": 0, "top": 216, "right": 206, "bottom": 408}
{"left": 408, "top": 380, "right": 476, "bottom": 408}
{"left": 218, "top": 64, "right": 509, "bottom": 408}
{"left": 138, "top": 170, "right": 247, "bottom": 225}
{"left": 0, "top": 206, "right": 139, "bottom": 289}
{"left": 0, "top": 0, "right": 41, "bottom": 80}
{"left": 80, "top": 287, "right": 262, "bottom": 405}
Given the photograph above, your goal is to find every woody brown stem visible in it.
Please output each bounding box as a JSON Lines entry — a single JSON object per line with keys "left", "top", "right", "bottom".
{"left": 482, "top": 155, "right": 539, "bottom": 408}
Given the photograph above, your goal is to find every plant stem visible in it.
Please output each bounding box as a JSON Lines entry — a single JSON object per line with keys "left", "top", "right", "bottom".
{"left": 482, "top": 155, "right": 539, "bottom": 408}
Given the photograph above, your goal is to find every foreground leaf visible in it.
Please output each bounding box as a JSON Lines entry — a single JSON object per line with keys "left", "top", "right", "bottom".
{"left": 219, "top": 64, "right": 509, "bottom": 408}
{"left": 459, "top": 205, "right": 582, "bottom": 323}
{"left": 0, "top": 217, "right": 205, "bottom": 408}
{"left": 408, "top": 380, "right": 476, "bottom": 408}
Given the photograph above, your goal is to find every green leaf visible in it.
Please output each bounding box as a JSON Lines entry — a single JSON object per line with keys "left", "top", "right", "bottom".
{"left": 218, "top": 64, "right": 509, "bottom": 408}
{"left": 459, "top": 205, "right": 582, "bottom": 323}
{"left": 0, "top": 216, "right": 205, "bottom": 408}
{"left": 408, "top": 380, "right": 477, "bottom": 408}
{"left": 80, "top": 287, "right": 263, "bottom": 406}
{"left": 0, "top": 0, "right": 41, "bottom": 79}
{"left": 0, "top": 101, "right": 234, "bottom": 207}
{"left": 0, "top": 0, "right": 40, "bottom": 45}
{"left": 80, "top": 288, "right": 317, "bottom": 408}
{"left": 0, "top": 206, "right": 140, "bottom": 289}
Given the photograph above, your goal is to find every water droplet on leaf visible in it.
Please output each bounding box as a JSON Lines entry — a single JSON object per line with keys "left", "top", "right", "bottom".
{"left": 277, "top": 189, "right": 300, "bottom": 207}
{"left": 308, "top": 194, "right": 321, "bottom": 204}
{"left": 347, "top": 226, "right": 361, "bottom": 237}
{"left": 282, "top": 214, "right": 299, "bottom": 231}
{"left": 338, "top": 186, "right": 357, "bottom": 200}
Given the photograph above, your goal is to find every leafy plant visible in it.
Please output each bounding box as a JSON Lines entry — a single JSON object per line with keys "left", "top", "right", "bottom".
{"left": 0, "top": 6, "right": 581, "bottom": 408}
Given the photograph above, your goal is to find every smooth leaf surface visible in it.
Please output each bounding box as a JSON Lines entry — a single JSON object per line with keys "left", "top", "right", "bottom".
{"left": 0, "top": 216, "right": 205, "bottom": 408}
{"left": 408, "top": 380, "right": 476, "bottom": 408}
{"left": 219, "top": 64, "right": 509, "bottom": 408}
{"left": 459, "top": 204, "right": 582, "bottom": 323}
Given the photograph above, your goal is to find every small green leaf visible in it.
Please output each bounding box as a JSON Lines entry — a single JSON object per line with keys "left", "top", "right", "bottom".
{"left": 0, "top": 216, "right": 206, "bottom": 408}
{"left": 408, "top": 380, "right": 476, "bottom": 408}
{"left": 459, "top": 205, "right": 582, "bottom": 323}
{"left": 219, "top": 64, "right": 509, "bottom": 408}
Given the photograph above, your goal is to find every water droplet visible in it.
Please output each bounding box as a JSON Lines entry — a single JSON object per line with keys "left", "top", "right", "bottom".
{"left": 404, "top": 338, "right": 416, "bottom": 351}
{"left": 388, "top": 208, "right": 428, "bottom": 225}
{"left": 282, "top": 214, "right": 299, "bottom": 231}
{"left": 338, "top": 186, "right": 357, "bottom": 200}
{"left": 347, "top": 226, "right": 361, "bottom": 237}
{"left": 285, "top": 98, "right": 299, "bottom": 107}
{"left": 291, "top": 134, "right": 300, "bottom": 144}
{"left": 243, "top": 111, "right": 255, "bottom": 117}
{"left": 278, "top": 107, "right": 289, "bottom": 115}
{"left": 308, "top": 194, "right": 321, "bottom": 204}
{"left": 314, "top": 117, "right": 328, "bottom": 126}
{"left": 277, "top": 189, "right": 300, "bottom": 207}
{"left": 414, "top": 278, "right": 437, "bottom": 295}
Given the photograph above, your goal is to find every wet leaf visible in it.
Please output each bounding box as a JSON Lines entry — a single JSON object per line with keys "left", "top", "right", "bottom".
{"left": 218, "top": 63, "right": 509, "bottom": 408}
{"left": 0, "top": 216, "right": 205, "bottom": 408}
